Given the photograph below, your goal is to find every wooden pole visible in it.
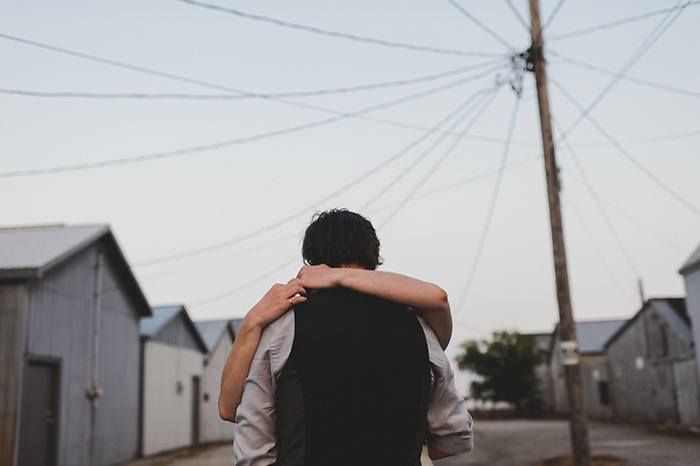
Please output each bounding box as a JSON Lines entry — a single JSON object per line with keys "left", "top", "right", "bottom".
{"left": 527, "top": 1, "right": 591, "bottom": 465}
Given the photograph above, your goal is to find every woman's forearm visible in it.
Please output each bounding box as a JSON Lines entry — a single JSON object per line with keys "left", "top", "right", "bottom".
{"left": 219, "top": 318, "right": 262, "bottom": 422}
{"left": 219, "top": 280, "right": 306, "bottom": 421}
{"left": 298, "top": 266, "right": 453, "bottom": 349}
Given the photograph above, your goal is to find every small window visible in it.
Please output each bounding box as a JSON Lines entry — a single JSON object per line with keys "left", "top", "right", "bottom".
{"left": 598, "top": 381, "right": 610, "bottom": 406}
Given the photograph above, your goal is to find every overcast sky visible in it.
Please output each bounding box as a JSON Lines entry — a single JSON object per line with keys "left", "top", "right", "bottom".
{"left": 2, "top": 0, "right": 699, "bottom": 359}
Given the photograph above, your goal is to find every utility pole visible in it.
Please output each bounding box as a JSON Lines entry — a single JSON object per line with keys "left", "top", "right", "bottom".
{"left": 527, "top": 1, "right": 591, "bottom": 465}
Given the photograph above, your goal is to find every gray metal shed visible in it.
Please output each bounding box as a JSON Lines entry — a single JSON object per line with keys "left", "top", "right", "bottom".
{"left": 680, "top": 241, "right": 700, "bottom": 410}
{"left": 548, "top": 319, "right": 627, "bottom": 419}
{"left": 604, "top": 298, "right": 699, "bottom": 426}
{"left": 0, "top": 224, "right": 151, "bottom": 466}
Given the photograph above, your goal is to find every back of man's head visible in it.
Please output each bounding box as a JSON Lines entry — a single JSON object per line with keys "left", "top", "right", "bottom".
{"left": 302, "top": 209, "right": 382, "bottom": 270}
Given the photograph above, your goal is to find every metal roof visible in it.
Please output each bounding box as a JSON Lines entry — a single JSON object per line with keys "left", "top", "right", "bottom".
{"left": 575, "top": 320, "right": 626, "bottom": 354}
{"left": 194, "top": 319, "right": 234, "bottom": 355}
{"left": 140, "top": 305, "right": 182, "bottom": 336}
{"left": 679, "top": 242, "right": 700, "bottom": 275}
{"left": 0, "top": 224, "right": 109, "bottom": 279}
{"left": 141, "top": 305, "right": 208, "bottom": 353}
{"left": 605, "top": 298, "right": 691, "bottom": 349}
{"left": 231, "top": 318, "right": 244, "bottom": 337}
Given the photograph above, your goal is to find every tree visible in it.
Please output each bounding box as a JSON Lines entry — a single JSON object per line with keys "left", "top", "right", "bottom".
{"left": 455, "top": 330, "right": 546, "bottom": 414}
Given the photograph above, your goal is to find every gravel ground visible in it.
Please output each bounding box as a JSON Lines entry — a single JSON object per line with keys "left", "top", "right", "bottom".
{"left": 126, "top": 419, "right": 700, "bottom": 466}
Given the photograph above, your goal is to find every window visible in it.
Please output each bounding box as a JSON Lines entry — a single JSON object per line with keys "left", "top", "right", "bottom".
{"left": 598, "top": 381, "right": 610, "bottom": 406}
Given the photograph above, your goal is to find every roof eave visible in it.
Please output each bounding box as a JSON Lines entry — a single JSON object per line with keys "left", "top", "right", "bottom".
{"left": 0, "top": 268, "right": 41, "bottom": 280}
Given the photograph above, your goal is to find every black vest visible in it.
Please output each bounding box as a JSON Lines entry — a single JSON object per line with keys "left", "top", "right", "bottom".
{"left": 275, "top": 288, "right": 431, "bottom": 466}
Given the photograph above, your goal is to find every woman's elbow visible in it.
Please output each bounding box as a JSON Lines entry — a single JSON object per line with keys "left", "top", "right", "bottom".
{"left": 433, "top": 286, "right": 450, "bottom": 312}
{"left": 219, "top": 400, "right": 237, "bottom": 423}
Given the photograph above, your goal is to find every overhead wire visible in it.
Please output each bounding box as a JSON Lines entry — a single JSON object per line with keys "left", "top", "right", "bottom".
{"left": 1, "top": 64, "right": 504, "bottom": 179}
{"left": 568, "top": 129, "right": 700, "bottom": 149}
{"left": 0, "top": 58, "right": 504, "bottom": 101}
{"left": 504, "top": 0, "right": 531, "bottom": 32}
{"left": 133, "top": 74, "right": 503, "bottom": 267}
{"left": 360, "top": 87, "right": 493, "bottom": 212}
{"left": 189, "top": 255, "right": 300, "bottom": 307}
{"left": 541, "top": 0, "right": 567, "bottom": 31}
{"left": 561, "top": 172, "right": 687, "bottom": 254}
{"left": 176, "top": 0, "right": 502, "bottom": 58}
{"left": 455, "top": 94, "right": 521, "bottom": 314}
{"left": 378, "top": 86, "right": 504, "bottom": 229}
{"left": 548, "top": 50, "right": 700, "bottom": 99}
{"left": 552, "top": 115, "right": 641, "bottom": 278}
{"left": 366, "top": 155, "right": 541, "bottom": 215}
{"left": 552, "top": 0, "right": 692, "bottom": 149}
{"left": 561, "top": 190, "right": 639, "bottom": 307}
{"left": 550, "top": 76, "right": 700, "bottom": 219}
{"left": 0, "top": 33, "right": 509, "bottom": 130}
{"left": 446, "top": 0, "right": 517, "bottom": 50}
{"left": 137, "top": 232, "right": 300, "bottom": 283}
{"left": 548, "top": 1, "right": 700, "bottom": 41}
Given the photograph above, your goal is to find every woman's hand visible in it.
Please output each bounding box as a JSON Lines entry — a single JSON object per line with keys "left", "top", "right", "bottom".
{"left": 246, "top": 278, "right": 307, "bottom": 329}
{"left": 296, "top": 264, "right": 344, "bottom": 289}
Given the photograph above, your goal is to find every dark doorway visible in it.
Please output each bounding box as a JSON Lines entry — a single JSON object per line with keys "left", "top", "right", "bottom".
{"left": 18, "top": 359, "right": 60, "bottom": 466}
{"left": 191, "top": 376, "right": 201, "bottom": 446}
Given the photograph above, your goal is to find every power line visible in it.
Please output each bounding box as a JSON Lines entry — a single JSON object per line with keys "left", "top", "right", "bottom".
{"left": 189, "top": 255, "right": 300, "bottom": 307}
{"left": 0, "top": 32, "right": 521, "bottom": 146}
{"left": 552, "top": 116, "right": 641, "bottom": 278}
{"left": 379, "top": 86, "right": 505, "bottom": 230}
{"left": 176, "top": 0, "right": 503, "bottom": 58}
{"left": 1, "top": 66, "right": 501, "bottom": 178}
{"left": 567, "top": 129, "right": 700, "bottom": 149}
{"left": 550, "top": 76, "right": 700, "bottom": 219}
{"left": 541, "top": 0, "right": 567, "bottom": 31}
{"left": 548, "top": 50, "right": 700, "bottom": 99}
{"left": 504, "top": 0, "right": 531, "bottom": 32}
{"left": 549, "top": 1, "right": 700, "bottom": 41}
{"left": 133, "top": 76, "right": 500, "bottom": 267}
{"left": 446, "top": 0, "right": 516, "bottom": 50}
{"left": 455, "top": 95, "right": 520, "bottom": 314}
{"left": 366, "top": 155, "right": 541, "bottom": 215}
{"left": 562, "top": 172, "right": 687, "bottom": 254}
{"left": 0, "top": 33, "right": 510, "bottom": 134}
{"left": 137, "top": 232, "right": 300, "bottom": 283}
{"left": 0, "top": 59, "right": 504, "bottom": 101}
{"left": 562, "top": 190, "right": 639, "bottom": 307}
{"left": 360, "top": 87, "right": 493, "bottom": 212}
{"left": 553, "top": 0, "right": 692, "bottom": 148}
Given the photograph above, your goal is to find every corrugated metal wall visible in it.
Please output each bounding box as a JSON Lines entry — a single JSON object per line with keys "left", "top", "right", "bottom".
{"left": 0, "top": 283, "right": 27, "bottom": 466}
{"left": 607, "top": 303, "right": 697, "bottom": 424}
{"left": 200, "top": 331, "right": 235, "bottom": 443}
{"left": 142, "top": 341, "right": 203, "bottom": 456}
{"left": 152, "top": 314, "right": 201, "bottom": 351}
{"left": 24, "top": 243, "right": 141, "bottom": 466}
{"left": 673, "top": 358, "right": 700, "bottom": 426}
{"left": 682, "top": 268, "right": 700, "bottom": 392}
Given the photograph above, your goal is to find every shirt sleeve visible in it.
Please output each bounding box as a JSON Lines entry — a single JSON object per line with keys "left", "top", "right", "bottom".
{"left": 233, "top": 327, "right": 278, "bottom": 466}
{"left": 419, "top": 318, "right": 474, "bottom": 455}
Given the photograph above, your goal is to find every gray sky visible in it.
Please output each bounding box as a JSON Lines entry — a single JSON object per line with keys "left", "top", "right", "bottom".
{"left": 2, "top": 0, "right": 699, "bottom": 357}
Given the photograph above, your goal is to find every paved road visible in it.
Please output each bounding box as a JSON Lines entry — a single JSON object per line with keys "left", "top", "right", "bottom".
{"left": 128, "top": 420, "right": 700, "bottom": 466}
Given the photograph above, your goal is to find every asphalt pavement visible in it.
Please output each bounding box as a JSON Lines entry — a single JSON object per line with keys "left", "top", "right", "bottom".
{"left": 126, "top": 419, "right": 700, "bottom": 466}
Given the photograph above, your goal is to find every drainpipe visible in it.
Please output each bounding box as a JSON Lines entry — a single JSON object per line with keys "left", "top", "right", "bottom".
{"left": 87, "top": 247, "right": 104, "bottom": 464}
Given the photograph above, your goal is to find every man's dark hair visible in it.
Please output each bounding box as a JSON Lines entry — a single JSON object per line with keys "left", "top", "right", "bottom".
{"left": 302, "top": 209, "right": 382, "bottom": 270}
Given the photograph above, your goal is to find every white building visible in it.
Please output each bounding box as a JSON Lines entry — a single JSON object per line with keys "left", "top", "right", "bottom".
{"left": 140, "top": 305, "right": 207, "bottom": 456}
{"left": 194, "top": 319, "right": 236, "bottom": 444}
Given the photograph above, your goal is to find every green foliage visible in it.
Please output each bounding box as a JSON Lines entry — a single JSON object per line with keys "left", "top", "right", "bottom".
{"left": 455, "top": 330, "right": 547, "bottom": 414}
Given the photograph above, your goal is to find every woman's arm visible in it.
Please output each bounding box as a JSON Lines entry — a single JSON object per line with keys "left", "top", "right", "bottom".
{"left": 219, "top": 279, "right": 306, "bottom": 422}
{"left": 297, "top": 265, "right": 453, "bottom": 349}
